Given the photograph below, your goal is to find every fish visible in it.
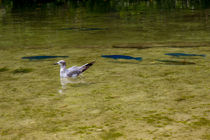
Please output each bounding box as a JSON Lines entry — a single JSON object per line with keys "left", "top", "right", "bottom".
{"left": 59, "top": 27, "right": 107, "bottom": 31}
{"left": 22, "top": 56, "right": 69, "bottom": 60}
{"left": 165, "top": 53, "right": 206, "bottom": 57}
{"left": 112, "top": 45, "right": 151, "bottom": 49}
{"left": 101, "top": 55, "right": 142, "bottom": 61}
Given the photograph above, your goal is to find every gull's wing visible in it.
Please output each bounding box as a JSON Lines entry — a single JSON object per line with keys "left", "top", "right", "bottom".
{"left": 67, "top": 66, "right": 79, "bottom": 71}
{"left": 78, "top": 61, "right": 95, "bottom": 72}
{"left": 66, "top": 66, "right": 81, "bottom": 77}
{"left": 66, "top": 61, "right": 95, "bottom": 77}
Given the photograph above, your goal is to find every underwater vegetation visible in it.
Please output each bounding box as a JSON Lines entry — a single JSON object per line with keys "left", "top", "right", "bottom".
{"left": 101, "top": 55, "right": 142, "bottom": 61}
{"left": 22, "top": 56, "right": 69, "bottom": 60}
{"left": 100, "top": 129, "right": 123, "bottom": 140}
{"left": 0, "top": 67, "right": 9, "bottom": 72}
{"left": 12, "top": 68, "right": 33, "bottom": 74}
{"left": 2, "top": 0, "right": 210, "bottom": 12}
{"left": 165, "top": 53, "right": 206, "bottom": 57}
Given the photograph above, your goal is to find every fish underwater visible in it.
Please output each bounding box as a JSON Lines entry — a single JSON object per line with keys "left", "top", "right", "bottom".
{"left": 165, "top": 53, "right": 206, "bottom": 57}
{"left": 59, "top": 27, "right": 107, "bottom": 31}
{"left": 22, "top": 56, "right": 69, "bottom": 60}
{"left": 101, "top": 55, "right": 142, "bottom": 61}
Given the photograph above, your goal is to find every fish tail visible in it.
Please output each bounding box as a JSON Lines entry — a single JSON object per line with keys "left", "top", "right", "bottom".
{"left": 200, "top": 54, "right": 206, "bottom": 57}
{"left": 134, "top": 57, "right": 142, "bottom": 61}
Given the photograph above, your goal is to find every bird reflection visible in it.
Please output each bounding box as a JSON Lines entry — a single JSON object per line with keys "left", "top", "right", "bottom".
{"left": 58, "top": 77, "right": 84, "bottom": 93}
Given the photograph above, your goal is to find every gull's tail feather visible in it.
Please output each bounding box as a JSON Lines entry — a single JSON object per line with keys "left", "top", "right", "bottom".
{"left": 80, "top": 61, "right": 95, "bottom": 72}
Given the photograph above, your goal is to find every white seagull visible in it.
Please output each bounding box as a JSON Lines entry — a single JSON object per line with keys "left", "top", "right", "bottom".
{"left": 55, "top": 60, "right": 95, "bottom": 78}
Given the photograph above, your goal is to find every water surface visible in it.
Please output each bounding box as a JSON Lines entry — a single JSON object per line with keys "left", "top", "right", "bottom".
{"left": 0, "top": 1, "right": 210, "bottom": 139}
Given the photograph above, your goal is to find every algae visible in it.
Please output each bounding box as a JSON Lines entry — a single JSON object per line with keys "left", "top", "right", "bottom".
{"left": 0, "top": 3, "right": 209, "bottom": 140}
{"left": 12, "top": 68, "right": 33, "bottom": 74}
{"left": 0, "top": 67, "right": 9, "bottom": 72}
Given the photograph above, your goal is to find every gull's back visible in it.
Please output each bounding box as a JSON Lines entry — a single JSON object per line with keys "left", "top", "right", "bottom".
{"left": 65, "top": 61, "right": 95, "bottom": 78}
{"left": 66, "top": 66, "right": 82, "bottom": 77}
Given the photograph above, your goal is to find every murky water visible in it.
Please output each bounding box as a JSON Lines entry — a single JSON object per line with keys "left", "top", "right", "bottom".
{"left": 0, "top": 2, "right": 210, "bottom": 139}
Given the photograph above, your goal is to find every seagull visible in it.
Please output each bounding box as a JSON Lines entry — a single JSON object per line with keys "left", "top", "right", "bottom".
{"left": 55, "top": 60, "right": 95, "bottom": 78}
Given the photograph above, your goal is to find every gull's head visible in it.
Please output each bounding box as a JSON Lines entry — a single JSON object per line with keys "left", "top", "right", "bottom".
{"left": 55, "top": 60, "right": 66, "bottom": 66}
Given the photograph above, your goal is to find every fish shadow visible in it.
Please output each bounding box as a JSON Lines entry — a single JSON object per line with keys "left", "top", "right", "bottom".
{"left": 156, "top": 59, "right": 196, "bottom": 65}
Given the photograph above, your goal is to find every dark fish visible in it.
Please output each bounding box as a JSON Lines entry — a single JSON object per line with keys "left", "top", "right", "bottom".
{"left": 59, "top": 27, "right": 107, "bottom": 31}
{"left": 156, "top": 59, "right": 195, "bottom": 65}
{"left": 101, "top": 55, "right": 142, "bottom": 61}
{"left": 113, "top": 45, "right": 151, "bottom": 49}
{"left": 22, "top": 56, "right": 69, "bottom": 60}
{"left": 165, "top": 53, "right": 206, "bottom": 57}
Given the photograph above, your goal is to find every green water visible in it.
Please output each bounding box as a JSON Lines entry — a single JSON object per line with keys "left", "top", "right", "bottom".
{"left": 0, "top": 2, "right": 210, "bottom": 139}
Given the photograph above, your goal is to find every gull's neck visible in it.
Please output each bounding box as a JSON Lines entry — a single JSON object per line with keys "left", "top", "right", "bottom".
{"left": 60, "top": 65, "right": 67, "bottom": 77}
{"left": 60, "top": 65, "right": 66, "bottom": 70}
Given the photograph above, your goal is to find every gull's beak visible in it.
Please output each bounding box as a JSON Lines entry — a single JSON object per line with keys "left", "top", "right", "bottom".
{"left": 53, "top": 62, "right": 58, "bottom": 65}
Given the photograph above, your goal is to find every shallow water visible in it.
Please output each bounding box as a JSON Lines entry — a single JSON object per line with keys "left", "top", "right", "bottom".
{"left": 0, "top": 2, "right": 210, "bottom": 139}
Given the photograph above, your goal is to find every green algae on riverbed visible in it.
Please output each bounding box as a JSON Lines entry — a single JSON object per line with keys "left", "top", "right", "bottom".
{"left": 12, "top": 68, "right": 33, "bottom": 74}
{"left": 0, "top": 44, "right": 209, "bottom": 139}
{"left": 0, "top": 67, "right": 9, "bottom": 72}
